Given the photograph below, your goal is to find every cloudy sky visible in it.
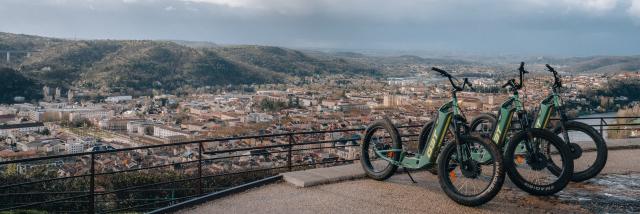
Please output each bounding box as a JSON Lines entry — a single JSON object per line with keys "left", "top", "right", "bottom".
{"left": 1, "top": 0, "right": 639, "bottom": 56}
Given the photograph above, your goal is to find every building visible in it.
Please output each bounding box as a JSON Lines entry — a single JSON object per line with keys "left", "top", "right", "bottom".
{"left": 68, "top": 109, "right": 113, "bottom": 122}
{"left": 43, "top": 86, "right": 50, "bottom": 101}
{"left": 242, "top": 113, "right": 274, "bottom": 123}
{"left": 0, "top": 114, "right": 17, "bottom": 123}
{"left": 54, "top": 87, "right": 61, "bottom": 100}
{"left": 65, "top": 142, "right": 84, "bottom": 154}
{"left": 383, "top": 95, "right": 409, "bottom": 107}
{"left": 21, "top": 139, "right": 64, "bottom": 153}
{"left": 105, "top": 96, "right": 133, "bottom": 103}
{"left": 67, "top": 90, "right": 74, "bottom": 103}
{"left": 127, "top": 120, "right": 156, "bottom": 135}
{"left": 153, "top": 126, "right": 190, "bottom": 139}
{"left": 0, "top": 122, "right": 46, "bottom": 136}
{"left": 98, "top": 118, "right": 138, "bottom": 131}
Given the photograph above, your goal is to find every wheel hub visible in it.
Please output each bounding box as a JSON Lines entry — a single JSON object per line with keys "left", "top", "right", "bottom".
{"left": 460, "top": 160, "right": 481, "bottom": 178}
{"left": 526, "top": 152, "right": 548, "bottom": 171}
{"left": 570, "top": 143, "right": 583, "bottom": 159}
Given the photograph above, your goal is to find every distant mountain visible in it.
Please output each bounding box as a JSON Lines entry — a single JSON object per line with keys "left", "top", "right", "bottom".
{"left": 563, "top": 56, "right": 640, "bottom": 73}
{"left": 2, "top": 32, "right": 635, "bottom": 97}
{"left": 0, "top": 32, "right": 379, "bottom": 94}
{"left": 170, "top": 40, "right": 219, "bottom": 48}
{"left": 304, "top": 50, "right": 476, "bottom": 77}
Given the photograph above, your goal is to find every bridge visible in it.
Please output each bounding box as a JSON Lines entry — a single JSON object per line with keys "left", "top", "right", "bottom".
{"left": 0, "top": 50, "right": 40, "bottom": 63}
{"left": 0, "top": 116, "right": 639, "bottom": 213}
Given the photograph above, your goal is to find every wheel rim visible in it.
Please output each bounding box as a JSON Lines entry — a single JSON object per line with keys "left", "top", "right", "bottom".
{"left": 472, "top": 119, "right": 493, "bottom": 138}
{"left": 556, "top": 128, "right": 599, "bottom": 176}
{"left": 364, "top": 127, "right": 395, "bottom": 173}
{"left": 443, "top": 142, "right": 497, "bottom": 197}
{"left": 512, "top": 136, "right": 567, "bottom": 186}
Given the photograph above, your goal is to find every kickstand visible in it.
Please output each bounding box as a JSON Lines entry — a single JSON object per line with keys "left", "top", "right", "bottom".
{"left": 404, "top": 167, "right": 417, "bottom": 183}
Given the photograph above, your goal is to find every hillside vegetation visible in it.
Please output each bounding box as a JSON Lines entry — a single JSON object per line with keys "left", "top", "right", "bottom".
{"left": 0, "top": 67, "right": 42, "bottom": 103}
{"left": 0, "top": 32, "right": 378, "bottom": 94}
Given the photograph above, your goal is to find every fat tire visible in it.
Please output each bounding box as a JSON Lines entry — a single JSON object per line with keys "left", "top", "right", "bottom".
{"left": 437, "top": 134, "right": 505, "bottom": 206}
{"left": 504, "top": 128, "right": 573, "bottom": 196}
{"left": 552, "top": 121, "right": 607, "bottom": 182}
{"left": 470, "top": 113, "right": 497, "bottom": 138}
{"left": 418, "top": 121, "right": 435, "bottom": 154}
{"left": 360, "top": 119, "right": 402, "bottom": 180}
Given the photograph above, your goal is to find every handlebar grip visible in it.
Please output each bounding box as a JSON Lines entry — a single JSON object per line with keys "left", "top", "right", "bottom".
{"left": 463, "top": 78, "right": 475, "bottom": 91}
{"left": 545, "top": 64, "right": 556, "bottom": 73}
{"left": 431, "top": 67, "right": 445, "bottom": 72}
{"left": 501, "top": 82, "right": 511, "bottom": 88}
{"left": 519, "top": 62, "right": 528, "bottom": 74}
{"left": 431, "top": 67, "right": 450, "bottom": 77}
{"left": 464, "top": 78, "right": 472, "bottom": 87}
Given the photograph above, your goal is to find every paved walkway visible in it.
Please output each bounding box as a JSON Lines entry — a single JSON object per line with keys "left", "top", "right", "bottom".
{"left": 183, "top": 149, "right": 640, "bottom": 214}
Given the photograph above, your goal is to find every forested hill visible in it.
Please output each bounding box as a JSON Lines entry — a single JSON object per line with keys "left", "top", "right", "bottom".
{"left": 0, "top": 32, "right": 379, "bottom": 94}
{"left": 0, "top": 67, "right": 42, "bottom": 103}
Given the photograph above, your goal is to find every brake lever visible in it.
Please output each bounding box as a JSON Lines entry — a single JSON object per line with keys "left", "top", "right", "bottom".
{"left": 519, "top": 62, "right": 528, "bottom": 74}
{"left": 463, "top": 78, "right": 475, "bottom": 91}
{"left": 502, "top": 79, "right": 515, "bottom": 89}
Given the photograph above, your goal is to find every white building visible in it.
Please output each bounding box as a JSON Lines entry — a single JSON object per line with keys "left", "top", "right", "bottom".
{"left": 242, "top": 113, "right": 274, "bottom": 123}
{"left": 127, "top": 120, "right": 156, "bottom": 135}
{"left": 153, "top": 126, "right": 190, "bottom": 138}
{"left": 105, "top": 96, "right": 133, "bottom": 103}
{"left": 0, "top": 122, "right": 46, "bottom": 136}
{"left": 383, "top": 95, "right": 409, "bottom": 107}
{"left": 65, "top": 142, "right": 84, "bottom": 154}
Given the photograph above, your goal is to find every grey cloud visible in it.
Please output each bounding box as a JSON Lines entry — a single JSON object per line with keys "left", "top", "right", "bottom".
{"left": 0, "top": 0, "right": 639, "bottom": 56}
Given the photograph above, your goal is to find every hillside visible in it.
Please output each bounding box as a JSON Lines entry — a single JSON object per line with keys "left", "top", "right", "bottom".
{"left": 0, "top": 32, "right": 379, "bottom": 94}
{"left": 564, "top": 56, "right": 640, "bottom": 73}
{"left": 0, "top": 67, "right": 42, "bottom": 103}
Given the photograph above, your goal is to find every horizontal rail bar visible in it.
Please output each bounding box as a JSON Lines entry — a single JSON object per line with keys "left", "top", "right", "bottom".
{"left": 0, "top": 125, "right": 420, "bottom": 166}
{"left": 0, "top": 194, "right": 91, "bottom": 212}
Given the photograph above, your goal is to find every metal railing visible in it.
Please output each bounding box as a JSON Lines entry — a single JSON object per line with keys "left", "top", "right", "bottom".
{"left": 0, "top": 125, "right": 423, "bottom": 213}
{"left": 1, "top": 116, "right": 639, "bottom": 213}
{"left": 572, "top": 116, "right": 640, "bottom": 135}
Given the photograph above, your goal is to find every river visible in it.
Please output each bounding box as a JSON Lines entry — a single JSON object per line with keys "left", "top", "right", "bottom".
{"left": 572, "top": 112, "right": 619, "bottom": 140}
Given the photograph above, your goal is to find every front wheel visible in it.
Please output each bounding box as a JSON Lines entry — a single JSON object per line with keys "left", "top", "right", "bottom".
{"left": 361, "top": 119, "right": 402, "bottom": 180}
{"left": 504, "top": 128, "right": 573, "bottom": 196}
{"left": 437, "top": 135, "right": 505, "bottom": 206}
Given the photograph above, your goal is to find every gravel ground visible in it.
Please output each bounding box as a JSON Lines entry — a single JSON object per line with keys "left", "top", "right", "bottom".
{"left": 184, "top": 149, "right": 640, "bottom": 214}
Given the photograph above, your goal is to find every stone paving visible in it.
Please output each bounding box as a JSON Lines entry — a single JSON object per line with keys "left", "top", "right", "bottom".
{"left": 183, "top": 148, "right": 640, "bottom": 214}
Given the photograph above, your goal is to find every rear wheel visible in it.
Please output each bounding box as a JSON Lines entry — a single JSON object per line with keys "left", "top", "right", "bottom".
{"left": 437, "top": 135, "right": 505, "bottom": 206}
{"left": 418, "top": 121, "right": 435, "bottom": 154}
{"left": 361, "top": 119, "right": 402, "bottom": 180}
{"left": 552, "top": 121, "right": 607, "bottom": 182}
{"left": 504, "top": 128, "right": 573, "bottom": 196}
{"left": 470, "top": 113, "right": 497, "bottom": 138}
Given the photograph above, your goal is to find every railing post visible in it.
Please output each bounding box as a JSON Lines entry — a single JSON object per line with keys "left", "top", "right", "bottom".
{"left": 89, "top": 153, "right": 95, "bottom": 214}
{"left": 198, "top": 142, "right": 203, "bottom": 196}
{"left": 600, "top": 118, "right": 604, "bottom": 136}
{"left": 287, "top": 134, "right": 294, "bottom": 171}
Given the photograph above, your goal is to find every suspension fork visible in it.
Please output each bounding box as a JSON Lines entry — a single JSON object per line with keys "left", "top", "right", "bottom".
{"left": 518, "top": 110, "right": 538, "bottom": 155}
{"left": 555, "top": 100, "right": 572, "bottom": 144}
{"left": 452, "top": 118, "right": 471, "bottom": 163}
